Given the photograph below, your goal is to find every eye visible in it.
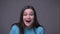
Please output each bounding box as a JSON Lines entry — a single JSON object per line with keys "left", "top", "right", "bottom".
{"left": 29, "top": 13, "right": 34, "bottom": 16}
{"left": 23, "top": 13, "right": 27, "bottom": 16}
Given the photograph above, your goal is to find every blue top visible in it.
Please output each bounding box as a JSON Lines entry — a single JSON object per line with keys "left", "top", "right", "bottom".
{"left": 10, "top": 25, "right": 44, "bottom": 34}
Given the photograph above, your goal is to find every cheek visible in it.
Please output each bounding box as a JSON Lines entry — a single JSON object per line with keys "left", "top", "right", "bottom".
{"left": 30, "top": 16, "right": 34, "bottom": 20}
{"left": 23, "top": 16, "right": 26, "bottom": 20}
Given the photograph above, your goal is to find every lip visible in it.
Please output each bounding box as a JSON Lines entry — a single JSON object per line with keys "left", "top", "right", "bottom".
{"left": 26, "top": 20, "right": 31, "bottom": 23}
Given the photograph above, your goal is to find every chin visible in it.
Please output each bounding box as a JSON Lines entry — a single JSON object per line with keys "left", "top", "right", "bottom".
{"left": 26, "top": 24, "right": 31, "bottom": 27}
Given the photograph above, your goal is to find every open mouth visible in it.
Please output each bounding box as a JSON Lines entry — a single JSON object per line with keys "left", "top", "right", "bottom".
{"left": 26, "top": 20, "right": 31, "bottom": 23}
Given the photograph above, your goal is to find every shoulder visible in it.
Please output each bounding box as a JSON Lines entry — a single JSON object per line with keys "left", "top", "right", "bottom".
{"left": 35, "top": 26, "right": 44, "bottom": 34}
{"left": 36, "top": 26, "right": 44, "bottom": 31}
{"left": 10, "top": 23, "right": 20, "bottom": 34}
{"left": 10, "top": 23, "right": 20, "bottom": 31}
{"left": 11, "top": 25, "right": 19, "bottom": 29}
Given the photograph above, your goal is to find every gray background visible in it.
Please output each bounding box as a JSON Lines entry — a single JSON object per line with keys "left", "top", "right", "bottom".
{"left": 0, "top": 0, "right": 60, "bottom": 34}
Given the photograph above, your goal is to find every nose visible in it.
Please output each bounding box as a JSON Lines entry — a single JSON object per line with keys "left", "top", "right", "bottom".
{"left": 27, "top": 15, "right": 30, "bottom": 19}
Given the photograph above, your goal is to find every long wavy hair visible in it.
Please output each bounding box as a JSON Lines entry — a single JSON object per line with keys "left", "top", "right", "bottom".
{"left": 11, "top": 5, "right": 41, "bottom": 34}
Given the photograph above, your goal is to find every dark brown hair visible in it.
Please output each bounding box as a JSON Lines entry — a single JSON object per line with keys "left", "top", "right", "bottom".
{"left": 11, "top": 5, "right": 41, "bottom": 34}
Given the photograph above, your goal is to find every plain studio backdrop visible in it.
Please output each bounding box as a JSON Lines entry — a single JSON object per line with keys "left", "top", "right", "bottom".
{"left": 0, "top": 0, "right": 60, "bottom": 34}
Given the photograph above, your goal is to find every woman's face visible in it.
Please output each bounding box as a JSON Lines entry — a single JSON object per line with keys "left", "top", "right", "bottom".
{"left": 23, "top": 9, "right": 34, "bottom": 27}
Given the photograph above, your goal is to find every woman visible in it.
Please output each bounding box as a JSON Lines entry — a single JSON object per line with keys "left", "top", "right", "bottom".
{"left": 10, "top": 5, "right": 44, "bottom": 34}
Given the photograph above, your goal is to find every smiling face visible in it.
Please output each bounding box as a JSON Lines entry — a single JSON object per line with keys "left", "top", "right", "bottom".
{"left": 23, "top": 9, "right": 34, "bottom": 27}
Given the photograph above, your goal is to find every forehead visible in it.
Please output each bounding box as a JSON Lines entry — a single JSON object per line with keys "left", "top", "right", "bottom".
{"left": 24, "top": 9, "right": 34, "bottom": 13}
